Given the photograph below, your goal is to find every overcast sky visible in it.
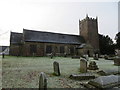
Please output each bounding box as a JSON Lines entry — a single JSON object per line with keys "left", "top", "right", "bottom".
{"left": 0, "top": 0, "right": 119, "bottom": 46}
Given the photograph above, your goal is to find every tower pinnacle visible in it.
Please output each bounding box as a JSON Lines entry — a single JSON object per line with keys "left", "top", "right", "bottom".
{"left": 86, "top": 14, "right": 89, "bottom": 19}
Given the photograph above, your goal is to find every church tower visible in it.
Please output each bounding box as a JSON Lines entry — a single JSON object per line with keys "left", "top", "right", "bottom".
{"left": 79, "top": 14, "right": 99, "bottom": 50}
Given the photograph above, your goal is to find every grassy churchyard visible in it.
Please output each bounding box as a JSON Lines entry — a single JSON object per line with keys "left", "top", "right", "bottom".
{"left": 2, "top": 56, "right": 120, "bottom": 88}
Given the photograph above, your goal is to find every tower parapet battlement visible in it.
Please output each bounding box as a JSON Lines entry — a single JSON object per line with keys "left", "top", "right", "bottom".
{"left": 79, "top": 14, "right": 99, "bottom": 50}
{"left": 80, "top": 15, "right": 97, "bottom": 22}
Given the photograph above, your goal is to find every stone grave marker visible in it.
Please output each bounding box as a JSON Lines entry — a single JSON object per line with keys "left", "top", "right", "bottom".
{"left": 88, "top": 75, "right": 120, "bottom": 88}
{"left": 93, "top": 54, "right": 98, "bottom": 60}
{"left": 104, "top": 55, "right": 108, "bottom": 60}
{"left": 50, "top": 53, "right": 53, "bottom": 59}
{"left": 97, "top": 69, "right": 120, "bottom": 76}
{"left": 114, "top": 57, "right": 120, "bottom": 66}
{"left": 117, "top": 50, "right": 120, "bottom": 57}
{"left": 39, "top": 72, "right": 47, "bottom": 90}
{"left": 88, "top": 61, "right": 99, "bottom": 70}
{"left": 80, "top": 58, "right": 87, "bottom": 73}
{"left": 118, "top": 50, "right": 120, "bottom": 57}
{"left": 69, "top": 73, "right": 95, "bottom": 80}
{"left": 104, "top": 55, "right": 114, "bottom": 60}
{"left": 53, "top": 61, "right": 60, "bottom": 76}
{"left": 96, "top": 54, "right": 99, "bottom": 59}
{"left": 85, "top": 55, "right": 89, "bottom": 61}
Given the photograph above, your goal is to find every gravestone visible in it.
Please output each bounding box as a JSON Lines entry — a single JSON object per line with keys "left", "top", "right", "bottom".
{"left": 104, "top": 55, "right": 114, "bottom": 60}
{"left": 88, "top": 75, "right": 120, "bottom": 88}
{"left": 104, "top": 55, "right": 108, "bottom": 60}
{"left": 50, "top": 53, "right": 53, "bottom": 59}
{"left": 85, "top": 55, "right": 89, "bottom": 61}
{"left": 97, "top": 70, "right": 120, "bottom": 76}
{"left": 80, "top": 58, "right": 87, "bottom": 73}
{"left": 64, "top": 53, "right": 67, "bottom": 57}
{"left": 53, "top": 61, "right": 60, "bottom": 76}
{"left": 117, "top": 50, "right": 120, "bottom": 57}
{"left": 114, "top": 57, "right": 120, "bottom": 66}
{"left": 69, "top": 73, "right": 95, "bottom": 80}
{"left": 116, "top": 50, "right": 120, "bottom": 57}
{"left": 93, "top": 54, "right": 98, "bottom": 60}
{"left": 88, "top": 61, "right": 99, "bottom": 70}
{"left": 96, "top": 54, "right": 99, "bottom": 59}
{"left": 39, "top": 72, "right": 47, "bottom": 90}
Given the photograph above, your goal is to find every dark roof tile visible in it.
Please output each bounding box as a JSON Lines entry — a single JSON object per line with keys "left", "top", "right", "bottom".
{"left": 23, "top": 29, "right": 85, "bottom": 45}
{"left": 10, "top": 32, "right": 23, "bottom": 44}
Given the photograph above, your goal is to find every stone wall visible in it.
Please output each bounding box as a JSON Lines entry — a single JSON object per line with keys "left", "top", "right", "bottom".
{"left": 9, "top": 44, "right": 22, "bottom": 56}
{"left": 79, "top": 16, "right": 99, "bottom": 50}
{"left": 14, "top": 42, "right": 80, "bottom": 56}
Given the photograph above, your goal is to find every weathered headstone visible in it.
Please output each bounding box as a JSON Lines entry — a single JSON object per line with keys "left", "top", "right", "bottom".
{"left": 114, "top": 57, "right": 120, "bottom": 66}
{"left": 50, "top": 53, "right": 53, "bottom": 59}
{"left": 88, "top": 61, "right": 99, "bottom": 70}
{"left": 99, "top": 55, "right": 104, "bottom": 58}
{"left": 104, "top": 55, "right": 108, "bottom": 60}
{"left": 53, "top": 61, "right": 60, "bottom": 76}
{"left": 88, "top": 75, "right": 120, "bottom": 88}
{"left": 85, "top": 55, "right": 89, "bottom": 61}
{"left": 69, "top": 73, "right": 95, "bottom": 80}
{"left": 96, "top": 54, "right": 99, "bottom": 59}
{"left": 81, "top": 55, "right": 89, "bottom": 60}
{"left": 93, "top": 54, "right": 98, "bottom": 60}
{"left": 80, "top": 58, "right": 87, "bottom": 73}
{"left": 117, "top": 50, "right": 120, "bottom": 57}
{"left": 39, "top": 72, "right": 47, "bottom": 90}
{"left": 104, "top": 55, "right": 114, "bottom": 60}
{"left": 97, "top": 70, "right": 120, "bottom": 76}
{"left": 64, "top": 53, "right": 67, "bottom": 57}
{"left": 116, "top": 50, "right": 120, "bottom": 57}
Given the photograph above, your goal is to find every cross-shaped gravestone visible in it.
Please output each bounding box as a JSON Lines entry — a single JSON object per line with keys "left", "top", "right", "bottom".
{"left": 80, "top": 58, "right": 87, "bottom": 73}
{"left": 53, "top": 61, "right": 60, "bottom": 76}
{"left": 39, "top": 72, "right": 47, "bottom": 90}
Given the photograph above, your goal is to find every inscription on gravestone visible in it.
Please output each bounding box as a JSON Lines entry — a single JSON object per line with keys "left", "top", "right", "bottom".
{"left": 80, "top": 58, "right": 87, "bottom": 73}
{"left": 39, "top": 72, "right": 47, "bottom": 90}
{"left": 53, "top": 61, "right": 60, "bottom": 76}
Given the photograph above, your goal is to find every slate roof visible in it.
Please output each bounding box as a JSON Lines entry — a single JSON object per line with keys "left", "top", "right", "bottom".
{"left": 10, "top": 32, "right": 23, "bottom": 44}
{"left": 23, "top": 29, "right": 85, "bottom": 45}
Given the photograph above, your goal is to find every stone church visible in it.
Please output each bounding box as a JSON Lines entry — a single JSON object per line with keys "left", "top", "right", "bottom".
{"left": 9, "top": 15, "right": 99, "bottom": 56}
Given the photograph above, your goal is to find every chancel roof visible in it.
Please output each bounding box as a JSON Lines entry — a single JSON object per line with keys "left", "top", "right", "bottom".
{"left": 10, "top": 32, "right": 23, "bottom": 44}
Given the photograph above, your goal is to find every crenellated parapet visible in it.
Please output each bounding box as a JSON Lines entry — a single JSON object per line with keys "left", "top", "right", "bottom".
{"left": 79, "top": 14, "right": 99, "bottom": 50}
